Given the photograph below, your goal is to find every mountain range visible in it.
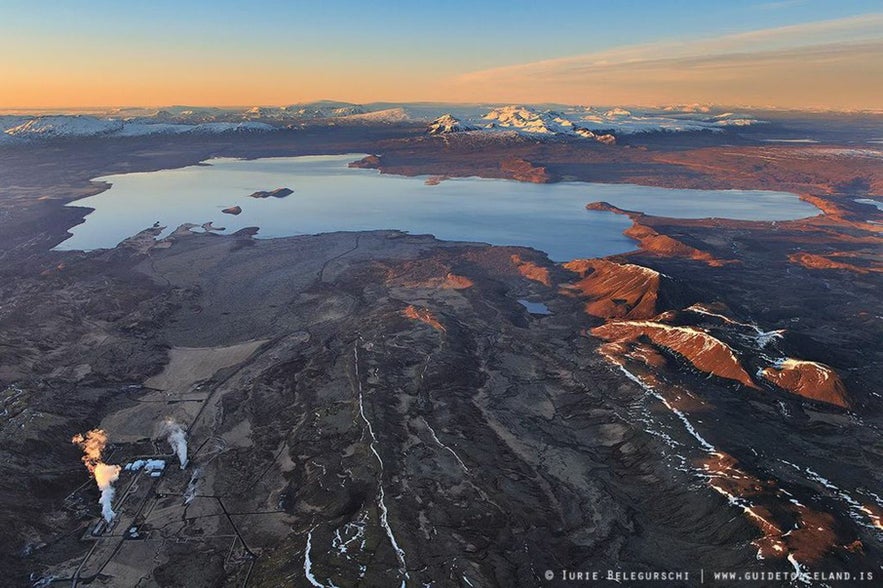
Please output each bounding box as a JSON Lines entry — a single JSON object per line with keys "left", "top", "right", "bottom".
{"left": 0, "top": 102, "right": 763, "bottom": 143}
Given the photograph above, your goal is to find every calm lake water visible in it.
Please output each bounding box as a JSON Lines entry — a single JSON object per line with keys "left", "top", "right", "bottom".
{"left": 59, "top": 154, "right": 820, "bottom": 260}
{"left": 518, "top": 300, "right": 553, "bottom": 315}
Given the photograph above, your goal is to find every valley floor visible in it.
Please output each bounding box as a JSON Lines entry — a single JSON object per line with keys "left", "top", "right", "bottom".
{"left": 0, "top": 125, "right": 880, "bottom": 586}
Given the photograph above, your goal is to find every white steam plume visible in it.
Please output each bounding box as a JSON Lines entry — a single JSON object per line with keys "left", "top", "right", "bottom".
{"left": 161, "top": 419, "right": 188, "bottom": 469}
{"left": 71, "top": 429, "right": 122, "bottom": 523}
{"left": 94, "top": 463, "right": 121, "bottom": 522}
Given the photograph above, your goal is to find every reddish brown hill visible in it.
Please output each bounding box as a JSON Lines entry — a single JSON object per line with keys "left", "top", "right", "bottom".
{"left": 562, "top": 259, "right": 661, "bottom": 319}
{"left": 500, "top": 158, "right": 551, "bottom": 183}
{"left": 762, "top": 359, "right": 850, "bottom": 408}
{"left": 592, "top": 320, "right": 757, "bottom": 388}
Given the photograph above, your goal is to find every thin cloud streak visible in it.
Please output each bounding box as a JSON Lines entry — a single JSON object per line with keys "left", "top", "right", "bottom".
{"left": 458, "top": 13, "right": 883, "bottom": 83}
{"left": 756, "top": 0, "right": 808, "bottom": 11}
{"left": 451, "top": 14, "right": 883, "bottom": 109}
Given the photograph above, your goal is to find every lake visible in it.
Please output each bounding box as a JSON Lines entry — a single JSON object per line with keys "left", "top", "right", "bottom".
{"left": 58, "top": 154, "right": 820, "bottom": 260}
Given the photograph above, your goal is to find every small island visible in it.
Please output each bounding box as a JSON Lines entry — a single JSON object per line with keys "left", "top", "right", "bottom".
{"left": 222, "top": 205, "right": 242, "bottom": 215}
{"left": 248, "top": 187, "right": 293, "bottom": 199}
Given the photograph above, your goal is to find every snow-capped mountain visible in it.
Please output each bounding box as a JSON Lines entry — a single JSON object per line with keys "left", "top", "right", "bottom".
{"left": 426, "top": 114, "right": 479, "bottom": 135}
{"left": 483, "top": 106, "right": 575, "bottom": 135}
{"left": 481, "top": 106, "right": 617, "bottom": 143}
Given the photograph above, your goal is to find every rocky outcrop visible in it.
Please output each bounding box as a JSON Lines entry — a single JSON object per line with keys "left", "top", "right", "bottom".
{"left": 222, "top": 206, "right": 242, "bottom": 215}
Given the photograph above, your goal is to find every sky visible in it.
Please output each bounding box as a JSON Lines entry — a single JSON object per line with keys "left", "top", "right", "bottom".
{"left": 1, "top": 0, "right": 881, "bottom": 110}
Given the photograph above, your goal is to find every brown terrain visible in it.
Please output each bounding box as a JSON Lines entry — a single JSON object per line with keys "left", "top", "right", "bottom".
{"left": 0, "top": 117, "right": 881, "bottom": 586}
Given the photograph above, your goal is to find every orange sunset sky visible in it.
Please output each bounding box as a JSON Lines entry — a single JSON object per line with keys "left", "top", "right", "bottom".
{"left": 1, "top": 1, "right": 881, "bottom": 110}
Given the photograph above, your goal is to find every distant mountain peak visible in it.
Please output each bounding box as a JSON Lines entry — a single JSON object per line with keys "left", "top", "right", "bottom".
{"left": 426, "top": 114, "right": 478, "bottom": 135}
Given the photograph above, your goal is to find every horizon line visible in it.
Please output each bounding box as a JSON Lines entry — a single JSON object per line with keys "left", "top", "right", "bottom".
{"left": 3, "top": 102, "right": 883, "bottom": 115}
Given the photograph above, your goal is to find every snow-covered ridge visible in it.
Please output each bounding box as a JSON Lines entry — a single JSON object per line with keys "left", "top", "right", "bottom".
{"left": 483, "top": 106, "right": 575, "bottom": 135}
{"left": 1, "top": 115, "right": 275, "bottom": 141}
{"left": 578, "top": 106, "right": 761, "bottom": 134}
{"left": 6, "top": 115, "right": 124, "bottom": 137}
{"left": 482, "top": 106, "right": 616, "bottom": 143}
